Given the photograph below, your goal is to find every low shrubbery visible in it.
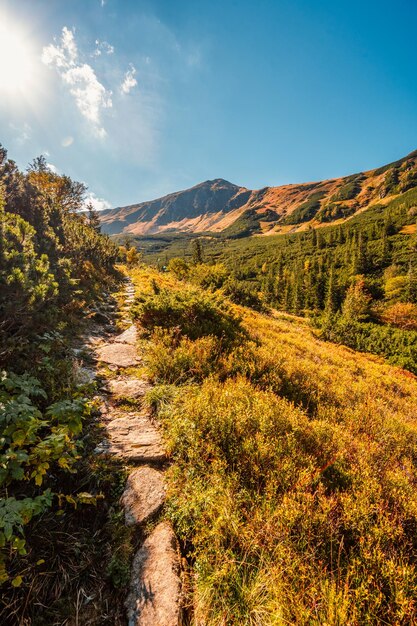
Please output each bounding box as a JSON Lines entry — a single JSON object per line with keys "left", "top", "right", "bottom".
{"left": 0, "top": 370, "right": 90, "bottom": 584}
{"left": 318, "top": 314, "right": 417, "bottom": 374}
{"left": 0, "top": 147, "right": 127, "bottom": 622}
{"left": 146, "top": 329, "right": 221, "bottom": 384}
{"left": 161, "top": 376, "right": 417, "bottom": 625}
{"left": 132, "top": 266, "right": 417, "bottom": 625}
{"left": 132, "top": 286, "right": 244, "bottom": 346}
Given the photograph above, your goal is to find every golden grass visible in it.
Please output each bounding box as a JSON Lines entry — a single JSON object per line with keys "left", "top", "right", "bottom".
{"left": 131, "top": 265, "right": 417, "bottom": 625}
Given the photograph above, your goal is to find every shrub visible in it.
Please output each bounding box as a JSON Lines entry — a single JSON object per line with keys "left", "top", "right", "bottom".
{"left": 167, "top": 257, "right": 190, "bottom": 280}
{"left": 146, "top": 329, "right": 221, "bottom": 383}
{"left": 223, "top": 278, "right": 265, "bottom": 311}
{"left": 160, "top": 376, "right": 417, "bottom": 625}
{"left": 381, "top": 302, "right": 417, "bottom": 330}
{"left": 0, "top": 371, "right": 90, "bottom": 583}
{"left": 132, "top": 287, "right": 244, "bottom": 346}
{"left": 190, "top": 262, "right": 228, "bottom": 290}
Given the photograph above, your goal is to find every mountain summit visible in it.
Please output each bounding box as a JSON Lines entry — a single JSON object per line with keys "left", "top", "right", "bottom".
{"left": 99, "top": 178, "right": 251, "bottom": 235}
{"left": 100, "top": 151, "right": 417, "bottom": 237}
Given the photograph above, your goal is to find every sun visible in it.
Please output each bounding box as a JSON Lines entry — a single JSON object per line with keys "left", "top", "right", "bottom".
{"left": 0, "top": 18, "right": 37, "bottom": 94}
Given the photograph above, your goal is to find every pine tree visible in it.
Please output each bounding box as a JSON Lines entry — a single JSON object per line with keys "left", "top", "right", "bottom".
{"left": 86, "top": 203, "right": 101, "bottom": 232}
{"left": 191, "top": 239, "right": 204, "bottom": 264}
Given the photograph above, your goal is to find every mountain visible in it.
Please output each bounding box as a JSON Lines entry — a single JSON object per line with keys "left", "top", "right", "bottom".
{"left": 100, "top": 150, "right": 417, "bottom": 237}
{"left": 99, "top": 179, "right": 251, "bottom": 235}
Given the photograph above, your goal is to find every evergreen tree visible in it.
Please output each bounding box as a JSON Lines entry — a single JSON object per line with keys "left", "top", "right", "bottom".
{"left": 192, "top": 239, "right": 204, "bottom": 264}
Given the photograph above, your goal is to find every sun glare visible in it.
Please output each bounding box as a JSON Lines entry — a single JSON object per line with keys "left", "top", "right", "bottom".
{"left": 0, "top": 17, "right": 37, "bottom": 94}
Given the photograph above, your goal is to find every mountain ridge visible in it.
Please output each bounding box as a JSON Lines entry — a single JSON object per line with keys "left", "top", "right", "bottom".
{"left": 99, "top": 150, "right": 417, "bottom": 237}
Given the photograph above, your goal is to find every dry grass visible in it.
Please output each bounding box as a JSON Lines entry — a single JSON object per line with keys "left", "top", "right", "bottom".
{"left": 131, "top": 265, "right": 417, "bottom": 625}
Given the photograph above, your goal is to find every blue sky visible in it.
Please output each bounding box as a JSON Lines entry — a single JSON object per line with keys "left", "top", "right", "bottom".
{"left": 0, "top": 0, "right": 416, "bottom": 209}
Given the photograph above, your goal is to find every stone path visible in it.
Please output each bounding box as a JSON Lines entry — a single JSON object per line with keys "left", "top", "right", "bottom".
{"left": 86, "top": 278, "right": 182, "bottom": 626}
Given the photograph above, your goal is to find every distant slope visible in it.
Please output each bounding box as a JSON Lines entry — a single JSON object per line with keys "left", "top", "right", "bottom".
{"left": 100, "top": 150, "right": 417, "bottom": 236}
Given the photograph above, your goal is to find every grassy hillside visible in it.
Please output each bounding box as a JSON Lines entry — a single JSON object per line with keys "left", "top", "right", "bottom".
{"left": 136, "top": 185, "right": 417, "bottom": 373}
{"left": 130, "top": 265, "right": 417, "bottom": 625}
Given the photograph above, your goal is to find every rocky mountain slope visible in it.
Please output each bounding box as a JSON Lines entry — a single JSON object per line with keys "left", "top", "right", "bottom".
{"left": 100, "top": 150, "right": 417, "bottom": 237}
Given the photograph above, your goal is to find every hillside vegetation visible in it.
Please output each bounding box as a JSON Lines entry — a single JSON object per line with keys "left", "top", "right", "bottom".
{"left": 139, "top": 180, "right": 417, "bottom": 374}
{"left": 0, "top": 145, "right": 130, "bottom": 624}
{"left": 131, "top": 264, "right": 417, "bottom": 625}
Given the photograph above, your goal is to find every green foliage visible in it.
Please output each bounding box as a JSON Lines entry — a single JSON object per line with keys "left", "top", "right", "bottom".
{"left": 0, "top": 144, "right": 120, "bottom": 361}
{"left": 138, "top": 186, "right": 417, "bottom": 372}
{"left": 0, "top": 141, "right": 125, "bottom": 623}
{"left": 167, "top": 256, "right": 190, "bottom": 280}
{"left": 318, "top": 315, "right": 417, "bottom": 374}
{"left": 189, "top": 262, "right": 229, "bottom": 290}
{"left": 191, "top": 238, "right": 204, "bottom": 264}
{"left": 132, "top": 287, "right": 244, "bottom": 346}
{"left": 0, "top": 370, "right": 90, "bottom": 582}
{"left": 221, "top": 208, "right": 262, "bottom": 237}
{"left": 223, "top": 278, "right": 264, "bottom": 310}
{"left": 280, "top": 191, "right": 325, "bottom": 225}
{"left": 317, "top": 201, "right": 356, "bottom": 222}
{"left": 341, "top": 278, "right": 372, "bottom": 322}
{"left": 131, "top": 266, "right": 417, "bottom": 624}
{"left": 146, "top": 329, "right": 221, "bottom": 383}
{"left": 330, "top": 175, "right": 363, "bottom": 202}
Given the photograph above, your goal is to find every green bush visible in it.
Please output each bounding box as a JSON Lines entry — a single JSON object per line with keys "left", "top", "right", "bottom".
{"left": 0, "top": 371, "right": 90, "bottom": 583}
{"left": 190, "top": 262, "right": 228, "bottom": 290}
{"left": 223, "top": 278, "right": 265, "bottom": 311}
{"left": 318, "top": 315, "right": 417, "bottom": 373}
{"left": 132, "top": 287, "right": 244, "bottom": 346}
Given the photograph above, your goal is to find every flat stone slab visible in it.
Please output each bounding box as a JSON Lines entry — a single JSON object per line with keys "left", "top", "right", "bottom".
{"left": 97, "top": 342, "right": 139, "bottom": 368}
{"left": 105, "top": 412, "right": 166, "bottom": 463}
{"left": 126, "top": 521, "right": 181, "bottom": 626}
{"left": 121, "top": 467, "right": 166, "bottom": 526}
{"left": 108, "top": 377, "right": 151, "bottom": 399}
{"left": 114, "top": 325, "right": 137, "bottom": 345}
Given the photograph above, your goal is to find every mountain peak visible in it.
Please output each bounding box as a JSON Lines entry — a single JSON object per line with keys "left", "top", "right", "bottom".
{"left": 99, "top": 150, "right": 417, "bottom": 237}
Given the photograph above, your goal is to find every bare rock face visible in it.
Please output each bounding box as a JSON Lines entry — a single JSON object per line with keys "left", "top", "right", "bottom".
{"left": 108, "top": 377, "right": 151, "bottom": 399}
{"left": 126, "top": 521, "right": 181, "bottom": 626}
{"left": 105, "top": 412, "right": 166, "bottom": 463}
{"left": 114, "top": 325, "right": 137, "bottom": 345}
{"left": 97, "top": 342, "right": 139, "bottom": 368}
{"left": 121, "top": 467, "right": 166, "bottom": 526}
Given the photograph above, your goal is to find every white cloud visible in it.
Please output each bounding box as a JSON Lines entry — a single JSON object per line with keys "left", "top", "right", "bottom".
{"left": 85, "top": 192, "right": 112, "bottom": 211}
{"left": 46, "top": 162, "right": 59, "bottom": 174}
{"left": 42, "top": 26, "right": 77, "bottom": 68}
{"left": 100, "top": 0, "right": 106, "bottom": 6}
{"left": 63, "top": 64, "right": 112, "bottom": 136}
{"left": 61, "top": 136, "right": 74, "bottom": 147}
{"left": 120, "top": 64, "right": 137, "bottom": 95}
{"left": 42, "top": 27, "right": 112, "bottom": 138}
{"left": 93, "top": 40, "right": 114, "bottom": 57}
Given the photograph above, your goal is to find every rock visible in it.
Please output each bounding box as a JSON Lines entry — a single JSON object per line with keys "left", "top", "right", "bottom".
{"left": 97, "top": 343, "right": 139, "bottom": 368}
{"left": 126, "top": 522, "right": 181, "bottom": 626}
{"left": 75, "top": 366, "right": 96, "bottom": 385}
{"left": 105, "top": 412, "right": 166, "bottom": 463}
{"left": 108, "top": 377, "right": 151, "bottom": 399}
{"left": 114, "top": 325, "right": 137, "bottom": 345}
{"left": 121, "top": 467, "right": 166, "bottom": 526}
